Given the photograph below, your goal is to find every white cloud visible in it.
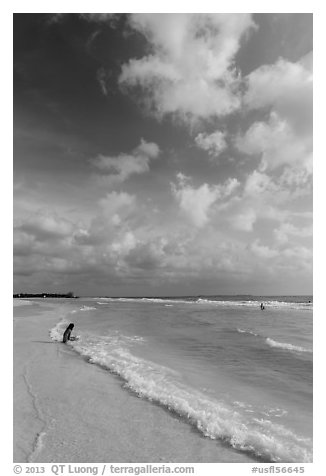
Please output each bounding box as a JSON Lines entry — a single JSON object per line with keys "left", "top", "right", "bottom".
{"left": 221, "top": 177, "right": 240, "bottom": 196}
{"left": 195, "top": 130, "right": 227, "bottom": 157}
{"left": 171, "top": 173, "right": 239, "bottom": 228}
{"left": 274, "top": 223, "right": 312, "bottom": 244}
{"left": 111, "top": 231, "right": 138, "bottom": 256}
{"left": 237, "top": 53, "right": 312, "bottom": 174}
{"left": 244, "top": 54, "right": 312, "bottom": 132}
{"left": 232, "top": 208, "right": 257, "bottom": 232}
{"left": 124, "top": 237, "right": 168, "bottom": 270}
{"left": 91, "top": 139, "right": 160, "bottom": 184}
{"left": 19, "top": 212, "right": 74, "bottom": 241}
{"left": 227, "top": 161, "right": 311, "bottom": 232}
{"left": 119, "top": 13, "right": 256, "bottom": 123}
{"left": 244, "top": 170, "right": 276, "bottom": 197}
{"left": 250, "top": 239, "right": 278, "bottom": 259}
{"left": 236, "top": 111, "right": 311, "bottom": 171}
{"left": 244, "top": 54, "right": 312, "bottom": 104}
{"left": 279, "top": 163, "right": 312, "bottom": 189}
{"left": 171, "top": 174, "right": 219, "bottom": 227}
{"left": 98, "top": 191, "right": 136, "bottom": 223}
{"left": 135, "top": 139, "right": 160, "bottom": 158}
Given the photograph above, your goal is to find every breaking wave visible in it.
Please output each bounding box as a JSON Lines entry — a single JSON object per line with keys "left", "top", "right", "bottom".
{"left": 196, "top": 298, "right": 312, "bottom": 310}
{"left": 93, "top": 296, "right": 312, "bottom": 311}
{"left": 265, "top": 338, "right": 312, "bottom": 354}
{"left": 236, "top": 328, "right": 311, "bottom": 354}
{"left": 236, "top": 328, "right": 259, "bottom": 337}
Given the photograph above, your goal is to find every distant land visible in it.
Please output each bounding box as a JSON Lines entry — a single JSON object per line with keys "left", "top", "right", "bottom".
{"left": 13, "top": 292, "right": 79, "bottom": 299}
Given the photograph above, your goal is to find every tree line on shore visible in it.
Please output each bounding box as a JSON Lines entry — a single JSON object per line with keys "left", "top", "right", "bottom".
{"left": 13, "top": 292, "right": 78, "bottom": 298}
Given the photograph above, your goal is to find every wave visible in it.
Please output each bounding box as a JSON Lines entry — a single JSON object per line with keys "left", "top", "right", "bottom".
{"left": 196, "top": 298, "right": 312, "bottom": 310}
{"left": 79, "top": 306, "right": 97, "bottom": 311}
{"left": 91, "top": 296, "right": 312, "bottom": 310}
{"left": 236, "top": 328, "right": 311, "bottom": 354}
{"left": 97, "top": 297, "right": 192, "bottom": 305}
{"left": 265, "top": 338, "right": 312, "bottom": 354}
{"left": 50, "top": 319, "right": 312, "bottom": 463}
{"left": 237, "top": 328, "right": 259, "bottom": 337}
{"left": 13, "top": 299, "right": 34, "bottom": 306}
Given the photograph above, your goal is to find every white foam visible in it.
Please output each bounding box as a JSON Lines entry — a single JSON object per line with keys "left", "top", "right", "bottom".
{"left": 265, "top": 338, "right": 312, "bottom": 354}
{"left": 49, "top": 319, "right": 70, "bottom": 342}
{"left": 96, "top": 297, "right": 193, "bottom": 305}
{"left": 49, "top": 320, "right": 312, "bottom": 463}
{"left": 236, "top": 329, "right": 312, "bottom": 354}
{"left": 92, "top": 296, "right": 312, "bottom": 310}
{"left": 262, "top": 407, "right": 288, "bottom": 418}
{"left": 197, "top": 298, "right": 312, "bottom": 310}
{"left": 237, "top": 328, "right": 259, "bottom": 337}
{"left": 13, "top": 299, "right": 34, "bottom": 306}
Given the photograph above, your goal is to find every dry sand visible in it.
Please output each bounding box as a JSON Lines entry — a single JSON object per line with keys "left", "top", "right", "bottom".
{"left": 13, "top": 299, "right": 256, "bottom": 463}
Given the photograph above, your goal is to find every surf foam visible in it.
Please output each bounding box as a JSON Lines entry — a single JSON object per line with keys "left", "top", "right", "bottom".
{"left": 237, "top": 328, "right": 259, "bottom": 337}
{"left": 196, "top": 298, "right": 312, "bottom": 310}
{"left": 236, "top": 329, "right": 311, "bottom": 354}
{"left": 92, "top": 296, "right": 312, "bottom": 310}
{"left": 265, "top": 338, "right": 312, "bottom": 354}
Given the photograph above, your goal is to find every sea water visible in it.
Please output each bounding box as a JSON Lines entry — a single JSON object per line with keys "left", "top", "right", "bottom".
{"left": 50, "top": 295, "right": 313, "bottom": 463}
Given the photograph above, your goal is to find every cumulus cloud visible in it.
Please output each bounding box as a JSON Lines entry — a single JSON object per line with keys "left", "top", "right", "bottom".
{"left": 171, "top": 173, "right": 239, "bottom": 227}
{"left": 274, "top": 222, "right": 312, "bottom": 244}
{"left": 243, "top": 53, "right": 312, "bottom": 132}
{"left": 87, "top": 190, "right": 138, "bottom": 244}
{"left": 91, "top": 139, "right": 160, "bottom": 184}
{"left": 195, "top": 130, "right": 227, "bottom": 157}
{"left": 236, "top": 53, "right": 312, "bottom": 174}
{"left": 112, "top": 231, "right": 137, "bottom": 252}
{"left": 13, "top": 192, "right": 312, "bottom": 292}
{"left": 279, "top": 163, "right": 312, "bottom": 191}
{"left": 14, "top": 15, "right": 313, "bottom": 294}
{"left": 250, "top": 239, "right": 278, "bottom": 259}
{"left": 171, "top": 175, "right": 219, "bottom": 227}
{"left": 99, "top": 190, "right": 136, "bottom": 217}
{"left": 124, "top": 237, "right": 168, "bottom": 270}
{"left": 244, "top": 170, "right": 276, "bottom": 196}
{"left": 13, "top": 209, "right": 97, "bottom": 280}
{"left": 232, "top": 208, "right": 257, "bottom": 232}
{"left": 18, "top": 212, "right": 74, "bottom": 241}
{"left": 219, "top": 166, "right": 307, "bottom": 234}
{"left": 236, "top": 111, "right": 311, "bottom": 172}
{"left": 119, "top": 13, "right": 256, "bottom": 123}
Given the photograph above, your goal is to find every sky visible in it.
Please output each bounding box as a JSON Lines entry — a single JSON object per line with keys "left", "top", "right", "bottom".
{"left": 13, "top": 12, "right": 313, "bottom": 297}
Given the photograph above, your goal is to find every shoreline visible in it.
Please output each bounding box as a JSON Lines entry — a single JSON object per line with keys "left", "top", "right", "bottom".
{"left": 13, "top": 299, "right": 258, "bottom": 463}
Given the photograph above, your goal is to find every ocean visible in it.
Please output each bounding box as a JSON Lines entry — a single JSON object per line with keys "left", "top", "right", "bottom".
{"left": 50, "top": 295, "right": 313, "bottom": 463}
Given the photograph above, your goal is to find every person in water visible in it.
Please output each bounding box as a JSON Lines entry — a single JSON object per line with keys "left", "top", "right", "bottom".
{"left": 63, "top": 323, "right": 74, "bottom": 343}
{"left": 260, "top": 302, "right": 265, "bottom": 310}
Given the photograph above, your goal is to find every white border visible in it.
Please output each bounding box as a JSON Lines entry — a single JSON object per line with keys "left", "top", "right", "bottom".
{"left": 6, "top": 3, "right": 323, "bottom": 474}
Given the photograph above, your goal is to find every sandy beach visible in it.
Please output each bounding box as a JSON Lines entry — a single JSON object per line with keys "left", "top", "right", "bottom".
{"left": 13, "top": 299, "right": 256, "bottom": 463}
